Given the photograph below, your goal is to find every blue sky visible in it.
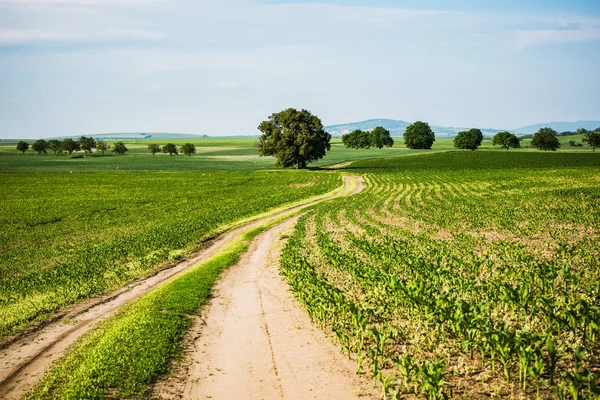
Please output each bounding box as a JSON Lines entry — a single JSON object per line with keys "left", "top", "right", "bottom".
{"left": 1, "top": 0, "right": 599, "bottom": 138}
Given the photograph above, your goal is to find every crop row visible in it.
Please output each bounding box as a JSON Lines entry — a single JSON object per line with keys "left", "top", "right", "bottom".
{"left": 281, "top": 164, "right": 599, "bottom": 399}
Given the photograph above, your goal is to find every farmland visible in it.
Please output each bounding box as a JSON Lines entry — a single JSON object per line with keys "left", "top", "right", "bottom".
{"left": 0, "top": 171, "right": 340, "bottom": 338}
{"left": 281, "top": 152, "right": 600, "bottom": 398}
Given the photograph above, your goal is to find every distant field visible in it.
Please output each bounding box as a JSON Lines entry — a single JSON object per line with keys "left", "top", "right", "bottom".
{"left": 0, "top": 171, "right": 340, "bottom": 338}
{"left": 1, "top": 135, "right": 594, "bottom": 173}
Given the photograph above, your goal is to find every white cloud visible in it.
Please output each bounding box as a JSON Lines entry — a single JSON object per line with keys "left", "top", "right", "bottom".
{"left": 514, "top": 27, "right": 600, "bottom": 49}
{"left": 0, "top": 28, "right": 163, "bottom": 44}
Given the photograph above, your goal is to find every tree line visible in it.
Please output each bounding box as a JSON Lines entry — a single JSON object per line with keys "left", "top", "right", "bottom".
{"left": 147, "top": 143, "right": 196, "bottom": 156}
{"left": 16, "top": 137, "right": 202, "bottom": 156}
{"left": 341, "top": 126, "right": 394, "bottom": 149}
{"left": 16, "top": 137, "right": 128, "bottom": 155}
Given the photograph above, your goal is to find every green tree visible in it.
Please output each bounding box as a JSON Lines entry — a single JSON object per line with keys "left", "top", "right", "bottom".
{"left": 32, "top": 139, "right": 49, "bottom": 155}
{"left": 162, "top": 143, "right": 178, "bottom": 156}
{"left": 78, "top": 136, "right": 96, "bottom": 155}
{"left": 96, "top": 140, "right": 109, "bottom": 155}
{"left": 112, "top": 141, "right": 128, "bottom": 155}
{"left": 181, "top": 143, "right": 196, "bottom": 156}
{"left": 403, "top": 121, "right": 435, "bottom": 149}
{"left": 454, "top": 128, "right": 483, "bottom": 150}
{"left": 148, "top": 144, "right": 161, "bottom": 155}
{"left": 342, "top": 129, "right": 371, "bottom": 149}
{"left": 258, "top": 108, "right": 331, "bottom": 169}
{"left": 62, "top": 138, "right": 80, "bottom": 155}
{"left": 582, "top": 130, "right": 600, "bottom": 151}
{"left": 531, "top": 127, "right": 561, "bottom": 151}
{"left": 16, "top": 141, "right": 29, "bottom": 154}
{"left": 370, "top": 126, "right": 394, "bottom": 149}
{"left": 492, "top": 131, "right": 521, "bottom": 150}
{"left": 48, "top": 139, "right": 62, "bottom": 154}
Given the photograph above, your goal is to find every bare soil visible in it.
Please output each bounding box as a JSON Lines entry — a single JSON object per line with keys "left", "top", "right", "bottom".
{"left": 155, "top": 212, "right": 376, "bottom": 400}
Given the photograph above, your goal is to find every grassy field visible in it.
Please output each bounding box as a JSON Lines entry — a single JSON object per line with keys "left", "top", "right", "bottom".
{"left": 282, "top": 152, "right": 600, "bottom": 399}
{"left": 0, "top": 171, "right": 340, "bottom": 338}
{"left": 0, "top": 135, "right": 594, "bottom": 173}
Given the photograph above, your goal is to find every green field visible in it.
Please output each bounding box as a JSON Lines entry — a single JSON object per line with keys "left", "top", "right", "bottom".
{"left": 2, "top": 137, "right": 599, "bottom": 399}
{"left": 0, "top": 171, "right": 340, "bottom": 338}
{"left": 282, "top": 152, "right": 600, "bottom": 399}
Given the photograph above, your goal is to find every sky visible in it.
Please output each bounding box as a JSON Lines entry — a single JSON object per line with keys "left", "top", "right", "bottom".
{"left": 1, "top": 0, "right": 599, "bottom": 138}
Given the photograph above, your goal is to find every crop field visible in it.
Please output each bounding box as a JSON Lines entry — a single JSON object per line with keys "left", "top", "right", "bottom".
{"left": 281, "top": 152, "right": 600, "bottom": 398}
{"left": 0, "top": 171, "right": 340, "bottom": 338}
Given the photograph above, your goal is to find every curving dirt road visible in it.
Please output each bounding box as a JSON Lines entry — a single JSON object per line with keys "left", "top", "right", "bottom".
{"left": 155, "top": 177, "right": 375, "bottom": 400}
{"left": 0, "top": 174, "right": 364, "bottom": 400}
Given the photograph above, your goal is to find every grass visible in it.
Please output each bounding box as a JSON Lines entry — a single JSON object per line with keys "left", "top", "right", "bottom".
{"left": 25, "top": 224, "right": 267, "bottom": 399}
{"left": 0, "top": 171, "right": 340, "bottom": 338}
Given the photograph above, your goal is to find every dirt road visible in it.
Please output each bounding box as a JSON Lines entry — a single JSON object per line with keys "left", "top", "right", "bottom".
{"left": 156, "top": 180, "right": 374, "bottom": 400}
{"left": 0, "top": 174, "right": 364, "bottom": 399}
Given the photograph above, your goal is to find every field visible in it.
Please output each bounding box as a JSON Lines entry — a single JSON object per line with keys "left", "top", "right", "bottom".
{"left": 0, "top": 171, "right": 340, "bottom": 338}
{"left": 281, "top": 152, "right": 600, "bottom": 398}
{"left": 1, "top": 138, "right": 599, "bottom": 399}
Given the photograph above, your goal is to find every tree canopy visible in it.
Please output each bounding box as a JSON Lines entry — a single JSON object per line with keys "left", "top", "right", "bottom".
{"left": 370, "top": 126, "right": 394, "bottom": 149}
{"left": 181, "top": 143, "right": 196, "bottom": 156}
{"left": 342, "top": 129, "right": 372, "bottom": 149}
{"left": 454, "top": 128, "right": 483, "bottom": 150}
{"left": 163, "top": 143, "right": 178, "bottom": 156}
{"left": 492, "top": 131, "right": 521, "bottom": 150}
{"left": 78, "top": 136, "right": 96, "bottom": 155}
{"left": 62, "top": 138, "right": 80, "bottom": 155}
{"left": 96, "top": 140, "right": 109, "bottom": 154}
{"left": 48, "top": 139, "right": 62, "bottom": 154}
{"left": 16, "top": 141, "right": 29, "bottom": 154}
{"left": 582, "top": 130, "right": 600, "bottom": 151}
{"left": 403, "top": 121, "right": 435, "bottom": 149}
{"left": 531, "top": 128, "right": 561, "bottom": 151}
{"left": 112, "top": 141, "right": 128, "bottom": 155}
{"left": 148, "top": 144, "right": 161, "bottom": 155}
{"left": 258, "top": 108, "right": 331, "bottom": 169}
{"left": 32, "top": 139, "right": 49, "bottom": 155}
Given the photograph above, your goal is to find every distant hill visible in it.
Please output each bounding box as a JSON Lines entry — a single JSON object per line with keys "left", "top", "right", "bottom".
{"left": 513, "top": 121, "right": 600, "bottom": 134}
{"left": 49, "top": 132, "right": 208, "bottom": 140}
{"left": 325, "top": 119, "right": 510, "bottom": 138}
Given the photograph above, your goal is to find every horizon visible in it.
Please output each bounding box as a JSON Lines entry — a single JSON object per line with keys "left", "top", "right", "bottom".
{"left": 1, "top": 0, "right": 600, "bottom": 139}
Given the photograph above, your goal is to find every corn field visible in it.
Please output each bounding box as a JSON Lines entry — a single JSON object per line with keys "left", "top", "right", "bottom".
{"left": 281, "top": 159, "right": 600, "bottom": 399}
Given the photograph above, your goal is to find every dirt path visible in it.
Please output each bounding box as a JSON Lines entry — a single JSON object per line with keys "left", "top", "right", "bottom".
{"left": 0, "top": 174, "right": 364, "bottom": 400}
{"left": 156, "top": 182, "right": 375, "bottom": 400}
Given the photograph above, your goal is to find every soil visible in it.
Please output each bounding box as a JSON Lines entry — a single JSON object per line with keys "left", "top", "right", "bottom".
{"left": 155, "top": 212, "right": 376, "bottom": 400}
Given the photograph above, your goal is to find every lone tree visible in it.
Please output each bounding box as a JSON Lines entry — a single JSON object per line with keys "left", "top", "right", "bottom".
{"left": 78, "top": 136, "right": 96, "bottom": 155}
{"left": 370, "top": 126, "right": 394, "bottom": 149}
{"left": 342, "top": 130, "right": 372, "bottom": 149}
{"left": 96, "top": 140, "right": 109, "bottom": 155}
{"left": 48, "top": 139, "right": 62, "bottom": 154}
{"left": 16, "top": 141, "right": 29, "bottom": 154}
{"left": 181, "top": 143, "right": 196, "bottom": 156}
{"left": 492, "top": 131, "right": 521, "bottom": 150}
{"left": 32, "top": 139, "right": 49, "bottom": 155}
{"left": 454, "top": 128, "right": 484, "bottom": 150}
{"left": 163, "top": 143, "right": 178, "bottom": 156}
{"left": 258, "top": 108, "right": 331, "bottom": 169}
{"left": 62, "top": 138, "right": 80, "bottom": 155}
{"left": 582, "top": 129, "right": 600, "bottom": 151}
{"left": 532, "top": 127, "right": 561, "bottom": 151}
{"left": 112, "top": 141, "right": 128, "bottom": 155}
{"left": 404, "top": 121, "right": 435, "bottom": 149}
{"left": 148, "top": 144, "right": 161, "bottom": 155}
